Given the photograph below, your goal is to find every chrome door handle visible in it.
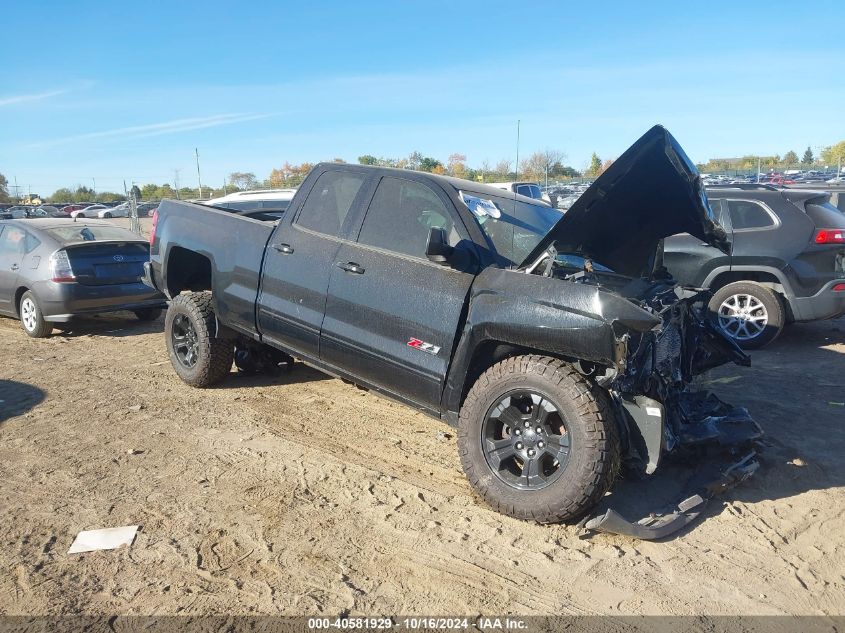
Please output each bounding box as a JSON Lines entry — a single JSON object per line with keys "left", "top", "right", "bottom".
{"left": 272, "top": 243, "right": 294, "bottom": 254}
{"left": 337, "top": 262, "right": 365, "bottom": 274}
{"left": 10, "top": 264, "right": 19, "bottom": 271}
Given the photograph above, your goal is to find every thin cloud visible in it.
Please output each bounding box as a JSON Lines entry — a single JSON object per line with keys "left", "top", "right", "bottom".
{"left": 27, "top": 113, "right": 274, "bottom": 148}
{"left": 0, "top": 89, "right": 70, "bottom": 107}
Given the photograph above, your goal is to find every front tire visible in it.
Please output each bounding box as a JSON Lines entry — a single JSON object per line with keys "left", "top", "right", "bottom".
{"left": 458, "top": 355, "right": 619, "bottom": 523}
{"left": 103, "top": 212, "right": 112, "bottom": 218}
{"left": 19, "top": 291, "right": 53, "bottom": 338}
{"left": 709, "top": 281, "right": 785, "bottom": 349}
{"left": 164, "top": 292, "right": 233, "bottom": 387}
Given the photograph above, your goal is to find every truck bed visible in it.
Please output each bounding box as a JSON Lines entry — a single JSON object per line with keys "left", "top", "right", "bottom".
{"left": 150, "top": 199, "right": 276, "bottom": 335}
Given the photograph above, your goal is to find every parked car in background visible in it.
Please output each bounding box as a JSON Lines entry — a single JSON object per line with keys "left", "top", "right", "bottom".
{"left": 136, "top": 202, "right": 160, "bottom": 217}
{"left": 96, "top": 202, "right": 130, "bottom": 218}
{"left": 0, "top": 219, "right": 166, "bottom": 337}
{"left": 58, "top": 204, "right": 86, "bottom": 216}
{"left": 1, "top": 206, "right": 33, "bottom": 219}
{"left": 664, "top": 184, "right": 845, "bottom": 349}
{"left": 203, "top": 189, "right": 297, "bottom": 220}
{"left": 70, "top": 204, "right": 109, "bottom": 219}
{"left": 487, "top": 181, "right": 553, "bottom": 206}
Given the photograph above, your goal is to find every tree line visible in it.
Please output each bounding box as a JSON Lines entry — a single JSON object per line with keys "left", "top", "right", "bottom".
{"left": 696, "top": 143, "right": 845, "bottom": 174}
{"left": 2, "top": 140, "right": 843, "bottom": 204}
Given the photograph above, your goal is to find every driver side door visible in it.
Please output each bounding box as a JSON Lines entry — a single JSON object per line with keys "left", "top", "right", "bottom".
{"left": 320, "top": 176, "right": 477, "bottom": 412}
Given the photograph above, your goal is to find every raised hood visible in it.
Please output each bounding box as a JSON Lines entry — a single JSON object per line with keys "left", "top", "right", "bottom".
{"left": 519, "top": 125, "right": 730, "bottom": 277}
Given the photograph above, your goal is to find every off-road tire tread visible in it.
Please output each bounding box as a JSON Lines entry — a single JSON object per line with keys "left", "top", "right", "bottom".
{"left": 165, "top": 291, "right": 233, "bottom": 387}
{"left": 458, "top": 355, "right": 619, "bottom": 523}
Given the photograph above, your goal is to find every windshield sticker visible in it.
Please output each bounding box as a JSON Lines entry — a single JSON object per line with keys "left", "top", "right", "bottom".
{"left": 459, "top": 191, "right": 502, "bottom": 219}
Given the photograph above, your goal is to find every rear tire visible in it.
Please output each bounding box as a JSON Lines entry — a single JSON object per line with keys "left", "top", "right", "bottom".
{"left": 709, "top": 281, "right": 785, "bottom": 349}
{"left": 164, "top": 292, "right": 233, "bottom": 387}
{"left": 134, "top": 308, "right": 162, "bottom": 322}
{"left": 103, "top": 212, "right": 112, "bottom": 218}
{"left": 19, "top": 291, "right": 52, "bottom": 338}
{"left": 457, "top": 355, "right": 619, "bottom": 523}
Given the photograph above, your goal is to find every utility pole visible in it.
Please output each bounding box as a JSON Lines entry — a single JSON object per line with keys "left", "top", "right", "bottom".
{"left": 195, "top": 148, "right": 203, "bottom": 200}
{"left": 756, "top": 157, "right": 761, "bottom": 183}
{"left": 174, "top": 169, "right": 181, "bottom": 200}
{"left": 515, "top": 120, "right": 521, "bottom": 181}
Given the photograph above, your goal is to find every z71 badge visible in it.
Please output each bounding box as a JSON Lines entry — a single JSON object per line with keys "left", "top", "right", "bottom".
{"left": 407, "top": 338, "right": 441, "bottom": 355}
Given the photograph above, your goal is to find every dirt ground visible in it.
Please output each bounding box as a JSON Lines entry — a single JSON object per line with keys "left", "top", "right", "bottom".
{"left": 1, "top": 242, "right": 844, "bottom": 616}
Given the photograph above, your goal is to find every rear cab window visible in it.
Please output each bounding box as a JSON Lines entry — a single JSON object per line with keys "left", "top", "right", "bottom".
{"left": 295, "top": 171, "right": 366, "bottom": 238}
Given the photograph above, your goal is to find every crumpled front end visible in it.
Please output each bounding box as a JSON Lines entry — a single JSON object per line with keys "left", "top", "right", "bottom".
{"left": 585, "top": 283, "right": 763, "bottom": 539}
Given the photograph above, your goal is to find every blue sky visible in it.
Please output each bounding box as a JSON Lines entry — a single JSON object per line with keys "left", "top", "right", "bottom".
{"left": 2, "top": 0, "right": 844, "bottom": 194}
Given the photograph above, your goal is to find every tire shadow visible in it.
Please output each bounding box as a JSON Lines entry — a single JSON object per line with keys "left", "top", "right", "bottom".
{"left": 52, "top": 311, "right": 164, "bottom": 339}
{"left": 0, "top": 380, "right": 46, "bottom": 424}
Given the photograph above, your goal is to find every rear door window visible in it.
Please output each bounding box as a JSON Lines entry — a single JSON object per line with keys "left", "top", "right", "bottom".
{"left": 295, "top": 171, "right": 366, "bottom": 238}
{"left": 0, "top": 226, "right": 37, "bottom": 254}
{"left": 727, "top": 200, "right": 776, "bottom": 230}
{"left": 358, "top": 177, "right": 455, "bottom": 258}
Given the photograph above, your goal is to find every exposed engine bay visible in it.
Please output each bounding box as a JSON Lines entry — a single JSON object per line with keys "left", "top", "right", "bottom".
{"left": 528, "top": 249, "right": 763, "bottom": 538}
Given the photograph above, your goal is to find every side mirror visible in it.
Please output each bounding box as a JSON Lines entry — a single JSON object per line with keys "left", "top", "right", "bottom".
{"left": 426, "top": 227, "right": 454, "bottom": 265}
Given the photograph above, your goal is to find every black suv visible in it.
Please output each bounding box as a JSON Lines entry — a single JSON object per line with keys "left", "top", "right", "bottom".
{"left": 664, "top": 184, "right": 845, "bottom": 348}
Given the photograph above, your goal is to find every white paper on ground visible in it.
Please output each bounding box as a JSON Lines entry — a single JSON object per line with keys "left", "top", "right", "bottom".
{"left": 67, "top": 525, "right": 139, "bottom": 554}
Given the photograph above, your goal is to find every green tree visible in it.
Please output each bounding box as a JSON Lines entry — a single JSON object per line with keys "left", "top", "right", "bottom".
{"left": 0, "top": 173, "right": 10, "bottom": 202}
{"left": 73, "top": 186, "right": 95, "bottom": 202}
{"left": 821, "top": 141, "right": 845, "bottom": 166}
{"left": 419, "top": 157, "right": 442, "bottom": 172}
{"left": 447, "top": 153, "right": 467, "bottom": 178}
{"left": 130, "top": 185, "right": 142, "bottom": 201}
{"left": 141, "top": 184, "right": 160, "bottom": 200}
{"left": 48, "top": 187, "right": 75, "bottom": 203}
{"left": 98, "top": 191, "right": 126, "bottom": 203}
{"left": 802, "top": 147, "right": 814, "bottom": 166}
{"left": 587, "top": 152, "right": 602, "bottom": 177}
{"left": 357, "top": 155, "right": 378, "bottom": 165}
{"left": 228, "top": 172, "right": 258, "bottom": 191}
{"left": 783, "top": 150, "right": 799, "bottom": 166}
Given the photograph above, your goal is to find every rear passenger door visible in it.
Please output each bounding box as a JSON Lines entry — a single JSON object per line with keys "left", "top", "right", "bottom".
{"left": 321, "top": 176, "right": 477, "bottom": 412}
{"left": 0, "top": 225, "right": 28, "bottom": 314}
{"left": 663, "top": 198, "right": 732, "bottom": 287}
{"left": 257, "top": 169, "right": 370, "bottom": 361}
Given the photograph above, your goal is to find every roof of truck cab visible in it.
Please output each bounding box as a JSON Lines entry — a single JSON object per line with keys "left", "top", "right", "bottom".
{"left": 312, "top": 162, "right": 542, "bottom": 205}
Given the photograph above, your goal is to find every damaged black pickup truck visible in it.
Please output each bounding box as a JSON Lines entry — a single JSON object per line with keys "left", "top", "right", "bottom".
{"left": 143, "top": 125, "right": 762, "bottom": 538}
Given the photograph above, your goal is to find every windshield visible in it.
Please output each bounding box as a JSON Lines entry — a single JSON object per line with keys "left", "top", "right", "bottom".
{"left": 45, "top": 225, "right": 145, "bottom": 243}
{"left": 460, "top": 190, "right": 562, "bottom": 266}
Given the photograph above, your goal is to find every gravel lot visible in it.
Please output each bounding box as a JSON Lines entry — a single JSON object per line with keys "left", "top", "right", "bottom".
{"left": 0, "top": 219, "right": 843, "bottom": 616}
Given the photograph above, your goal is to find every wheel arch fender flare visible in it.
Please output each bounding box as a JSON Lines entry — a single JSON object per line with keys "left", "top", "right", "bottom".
{"left": 702, "top": 265, "right": 796, "bottom": 309}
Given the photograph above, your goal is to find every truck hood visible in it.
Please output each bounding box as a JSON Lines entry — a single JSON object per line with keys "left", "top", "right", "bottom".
{"left": 519, "top": 125, "right": 730, "bottom": 277}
